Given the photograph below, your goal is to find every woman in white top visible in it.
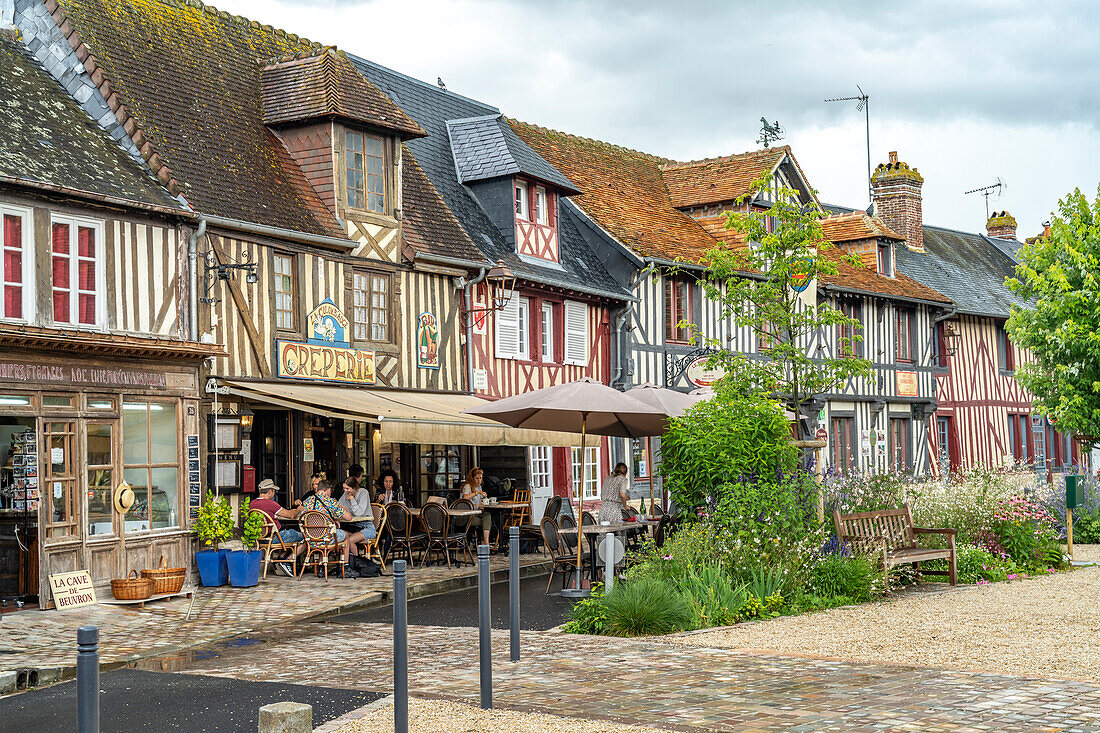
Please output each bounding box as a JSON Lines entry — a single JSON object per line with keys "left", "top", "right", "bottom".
{"left": 460, "top": 466, "right": 493, "bottom": 546}
{"left": 597, "top": 463, "right": 631, "bottom": 523}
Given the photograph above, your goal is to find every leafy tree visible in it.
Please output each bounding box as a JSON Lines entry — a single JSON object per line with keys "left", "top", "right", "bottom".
{"left": 1007, "top": 187, "right": 1100, "bottom": 445}
{"left": 688, "top": 173, "right": 873, "bottom": 438}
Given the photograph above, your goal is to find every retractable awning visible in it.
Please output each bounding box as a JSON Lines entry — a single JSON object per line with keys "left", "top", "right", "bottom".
{"left": 222, "top": 379, "right": 598, "bottom": 447}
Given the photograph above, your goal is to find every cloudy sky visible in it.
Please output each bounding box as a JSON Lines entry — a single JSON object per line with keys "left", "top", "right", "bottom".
{"left": 216, "top": 0, "right": 1099, "bottom": 236}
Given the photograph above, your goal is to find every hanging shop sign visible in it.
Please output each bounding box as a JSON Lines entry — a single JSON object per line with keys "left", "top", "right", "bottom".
{"left": 684, "top": 356, "right": 725, "bottom": 388}
{"left": 306, "top": 298, "right": 350, "bottom": 347}
{"left": 666, "top": 348, "right": 723, "bottom": 388}
{"left": 417, "top": 311, "right": 440, "bottom": 369}
{"left": 276, "top": 340, "right": 376, "bottom": 385}
{"left": 897, "top": 370, "right": 918, "bottom": 397}
{"left": 789, "top": 257, "right": 813, "bottom": 293}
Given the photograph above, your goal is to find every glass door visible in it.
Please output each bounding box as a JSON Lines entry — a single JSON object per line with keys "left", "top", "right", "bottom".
{"left": 43, "top": 421, "right": 77, "bottom": 539}
{"left": 86, "top": 422, "right": 117, "bottom": 538}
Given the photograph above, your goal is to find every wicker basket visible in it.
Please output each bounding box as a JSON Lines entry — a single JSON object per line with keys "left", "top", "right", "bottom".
{"left": 111, "top": 570, "right": 154, "bottom": 601}
{"left": 141, "top": 555, "right": 187, "bottom": 595}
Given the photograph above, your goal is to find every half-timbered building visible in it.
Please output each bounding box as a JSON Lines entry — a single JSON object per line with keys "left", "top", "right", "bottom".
{"left": 353, "top": 61, "right": 632, "bottom": 514}
{"left": 0, "top": 23, "right": 213, "bottom": 605}
{"left": 509, "top": 124, "right": 953, "bottom": 491}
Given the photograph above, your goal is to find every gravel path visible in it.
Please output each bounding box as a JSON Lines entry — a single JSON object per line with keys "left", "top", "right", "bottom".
{"left": 330, "top": 698, "right": 671, "bottom": 732}
{"left": 1071, "top": 542, "right": 1100, "bottom": 563}
{"left": 674, "top": 559, "right": 1100, "bottom": 681}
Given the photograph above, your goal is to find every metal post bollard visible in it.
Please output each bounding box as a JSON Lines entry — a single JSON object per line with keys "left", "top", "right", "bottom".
{"left": 77, "top": 625, "right": 100, "bottom": 733}
{"left": 477, "top": 543, "right": 492, "bottom": 709}
{"left": 604, "top": 531, "right": 615, "bottom": 592}
{"left": 393, "top": 560, "right": 408, "bottom": 733}
{"left": 509, "top": 526, "right": 520, "bottom": 662}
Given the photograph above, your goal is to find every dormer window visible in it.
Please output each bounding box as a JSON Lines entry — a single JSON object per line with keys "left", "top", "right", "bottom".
{"left": 535, "top": 186, "right": 549, "bottom": 225}
{"left": 346, "top": 130, "right": 385, "bottom": 214}
{"left": 877, "top": 242, "right": 894, "bottom": 277}
{"left": 514, "top": 180, "right": 529, "bottom": 220}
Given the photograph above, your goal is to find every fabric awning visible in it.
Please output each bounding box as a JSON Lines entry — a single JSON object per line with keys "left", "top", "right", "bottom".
{"left": 222, "top": 379, "right": 598, "bottom": 447}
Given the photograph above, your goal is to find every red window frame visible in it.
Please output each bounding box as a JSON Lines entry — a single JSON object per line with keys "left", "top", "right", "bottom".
{"left": 665, "top": 277, "right": 692, "bottom": 343}
{"left": 2, "top": 212, "right": 25, "bottom": 319}
{"left": 51, "top": 218, "right": 99, "bottom": 326}
{"left": 895, "top": 309, "right": 912, "bottom": 363}
{"left": 830, "top": 416, "right": 855, "bottom": 471}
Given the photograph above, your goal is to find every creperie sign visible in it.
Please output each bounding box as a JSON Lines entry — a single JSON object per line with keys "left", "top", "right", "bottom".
{"left": 275, "top": 340, "right": 376, "bottom": 385}
{"left": 49, "top": 571, "right": 98, "bottom": 610}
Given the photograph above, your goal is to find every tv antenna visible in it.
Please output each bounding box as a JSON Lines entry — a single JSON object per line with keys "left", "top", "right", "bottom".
{"left": 756, "top": 118, "right": 784, "bottom": 148}
{"left": 964, "top": 178, "right": 1007, "bottom": 221}
{"left": 825, "top": 85, "right": 871, "bottom": 202}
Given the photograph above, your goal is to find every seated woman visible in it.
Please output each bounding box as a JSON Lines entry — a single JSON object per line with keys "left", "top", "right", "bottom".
{"left": 301, "top": 480, "right": 374, "bottom": 575}
{"left": 337, "top": 477, "right": 372, "bottom": 518}
{"left": 375, "top": 469, "right": 402, "bottom": 504}
{"left": 460, "top": 466, "right": 493, "bottom": 547}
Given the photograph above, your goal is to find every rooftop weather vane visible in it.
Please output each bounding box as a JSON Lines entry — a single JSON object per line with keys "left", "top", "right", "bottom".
{"left": 964, "top": 178, "right": 1007, "bottom": 221}
{"left": 825, "top": 85, "right": 871, "bottom": 202}
{"left": 756, "top": 118, "right": 784, "bottom": 148}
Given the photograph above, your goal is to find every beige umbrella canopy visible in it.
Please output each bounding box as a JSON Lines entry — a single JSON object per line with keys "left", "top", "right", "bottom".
{"left": 463, "top": 377, "right": 670, "bottom": 595}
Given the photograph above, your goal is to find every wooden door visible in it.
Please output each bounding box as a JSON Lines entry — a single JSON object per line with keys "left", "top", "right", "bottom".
{"left": 38, "top": 419, "right": 82, "bottom": 594}
{"left": 85, "top": 420, "right": 121, "bottom": 583}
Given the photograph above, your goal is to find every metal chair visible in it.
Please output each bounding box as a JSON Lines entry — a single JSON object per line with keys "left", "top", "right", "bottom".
{"left": 540, "top": 517, "right": 581, "bottom": 593}
{"left": 419, "top": 502, "right": 452, "bottom": 567}
{"left": 386, "top": 503, "right": 425, "bottom": 568}
{"left": 297, "top": 510, "right": 344, "bottom": 580}
{"left": 254, "top": 510, "right": 299, "bottom": 579}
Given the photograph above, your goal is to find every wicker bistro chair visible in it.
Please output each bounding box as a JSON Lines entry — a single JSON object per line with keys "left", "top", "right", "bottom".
{"left": 386, "top": 503, "right": 426, "bottom": 568}
{"left": 361, "top": 502, "right": 388, "bottom": 573}
{"left": 254, "top": 510, "right": 300, "bottom": 579}
{"left": 558, "top": 514, "right": 592, "bottom": 576}
{"left": 443, "top": 500, "right": 474, "bottom": 566}
{"left": 297, "top": 510, "right": 345, "bottom": 580}
{"left": 419, "top": 501, "right": 453, "bottom": 568}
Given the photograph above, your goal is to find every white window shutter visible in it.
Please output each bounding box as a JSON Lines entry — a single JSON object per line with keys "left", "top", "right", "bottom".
{"left": 495, "top": 293, "right": 520, "bottom": 359}
{"left": 564, "top": 300, "right": 588, "bottom": 366}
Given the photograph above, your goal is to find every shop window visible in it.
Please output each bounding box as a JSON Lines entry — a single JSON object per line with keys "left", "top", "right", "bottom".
{"left": 937, "top": 416, "right": 956, "bottom": 472}
{"left": 632, "top": 438, "right": 650, "bottom": 478}
{"left": 42, "top": 394, "right": 75, "bottom": 409}
{"left": 571, "top": 446, "right": 599, "bottom": 500}
{"left": 528, "top": 446, "right": 552, "bottom": 493}
{"left": 273, "top": 254, "right": 295, "bottom": 331}
{"left": 51, "top": 215, "right": 104, "bottom": 327}
{"left": 346, "top": 130, "right": 385, "bottom": 213}
{"left": 664, "top": 277, "right": 692, "bottom": 343}
{"left": 44, "top": 421, "right": 77, "bottom": 538}
{"left": 123, "top": 401, "right": 179, "bottom": 532}
{"left": 419, "top": 444, "right": 460, "bottom": 501}
{"left": 352, "top": 271, "right": 391, "bottom": 342}
{"left": 0, "top": 394, "right": 32, "bottom": 408}
{"left": 1, "top": 206, "right": 31, "bottom": 320}
{"left": 87, "top": 395, "right": 116, "bottom": 411}
{"left": 87, "top": 422, "right": 115, "bottom": 537}
{"left": 889, "top": 417, "right": 911, "bottom": 472}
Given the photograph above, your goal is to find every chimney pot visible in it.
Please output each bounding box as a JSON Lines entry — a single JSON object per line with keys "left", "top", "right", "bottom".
{"left": 888, "top": 151, "right": 898, "bottom": 164}
{"left": 986, "top": 211, "right": 1018, "bottom": 241}
{"left": 871, "top": 151, "right": 924, "bottom": 252}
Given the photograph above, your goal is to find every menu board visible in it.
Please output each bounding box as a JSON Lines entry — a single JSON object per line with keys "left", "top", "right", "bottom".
{"left": 10, "top": 430, "right": 38, "bottom": 513}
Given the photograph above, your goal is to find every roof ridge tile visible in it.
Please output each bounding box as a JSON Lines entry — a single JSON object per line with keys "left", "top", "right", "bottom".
{"left": 506, "top": 117, "right": 672, "bottom": 164}
{"left": 659, "top": 146, "right": 787, "bottom": 170}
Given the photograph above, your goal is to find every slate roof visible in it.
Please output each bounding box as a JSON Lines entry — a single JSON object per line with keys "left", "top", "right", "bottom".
{"left": 351, "top": 57, "right": 627, "bottom": 301}
{"left": 447, "top": 115, "right": 577, "bottom": 192}
{"left": 895, "top": 225, "right": 1025, "bottom": 318}
{"left": 659, "top": 148, "right": 787, "bottom": 208}
{"left": 53, "top": 0, "right": 349, "bottom": 238}
{"left": 0, "top": 33, "right": 181, "bottom": 210}
{"left": 260, "top": 48, "right": 425, "bottom": 137}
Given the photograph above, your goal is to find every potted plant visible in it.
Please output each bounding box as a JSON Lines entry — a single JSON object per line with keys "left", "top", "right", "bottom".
{"left": 194, "top": 492, "right": 233, "bottom": 587}
{"left": 227, "top": 498, "right": 265, "bottom": 587}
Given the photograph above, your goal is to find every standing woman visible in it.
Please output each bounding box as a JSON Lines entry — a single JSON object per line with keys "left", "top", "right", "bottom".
{"left": 460, "top": 467, "right": 493, "bottom": 547}
{"left": 597, "top": 463, "right": 631, "bottom": 523}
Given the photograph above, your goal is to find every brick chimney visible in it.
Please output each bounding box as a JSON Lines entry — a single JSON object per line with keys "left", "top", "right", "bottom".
{"left": 871, "top": 151, "right": 924, "bottom": 252}
{"left": 986, "top": 211, "right": 1018, "bottom": 240}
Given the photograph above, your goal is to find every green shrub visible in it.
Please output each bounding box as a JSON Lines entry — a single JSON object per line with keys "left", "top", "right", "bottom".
{"left": 807, "top": 554, "right": 875, "bottom": 601}
{"left": 1072, "top": 510, "right": 1100, "bottom": 543}
{"left": 950, "top": 544, "right": 1009, "bottom": 583}
{"left": 737, "top": 591, "right": 784, "bottom": 619}
{"left": 602, "top": 578, "right": 694, "bottom": 637}
{"left": 676, "top": 565, "right": 747, "bottom": 628}
{"left": 561, "top": 584, "right": 609, "bottom": 635}
{"left": 741, "top": 565, "right": 786, "bottom": 601}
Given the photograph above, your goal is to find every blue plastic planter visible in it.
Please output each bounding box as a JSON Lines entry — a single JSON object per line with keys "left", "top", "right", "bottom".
{"left": 195, "top": 548, "right": 229, "bottom": 587}
{"left": 226, "top": 549, "right": 262, "bottom": 587}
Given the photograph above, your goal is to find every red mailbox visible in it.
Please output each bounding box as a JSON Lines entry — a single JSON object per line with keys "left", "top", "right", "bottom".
{"left": 242, "top": 464, "right": 256, "bottom": 494}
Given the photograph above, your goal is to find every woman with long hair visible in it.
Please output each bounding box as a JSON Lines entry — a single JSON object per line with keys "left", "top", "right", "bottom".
{"left": 460, "top": 466, "right": 493, "bottom": 546}
{"left": 375, "top": 469, "right": 401, "bottom": 504}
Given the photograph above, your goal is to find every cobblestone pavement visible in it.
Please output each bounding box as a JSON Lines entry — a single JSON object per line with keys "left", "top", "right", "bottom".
{"left": 0, "top": 554, "right": 548, "bottom": 671}
{"left": 175, "top": 622, "right": 1100, "bottom": 732}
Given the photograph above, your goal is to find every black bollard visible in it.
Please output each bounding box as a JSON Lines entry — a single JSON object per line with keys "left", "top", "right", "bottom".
{"left": 509, "top": 526, "right": 520, "bottom": 662}
{"left": 393, "top": 560, "right": 408, "bottom": 733}
{"left": 477, "top": 543, "right": 492, "bottom": 709}
{"left": 77, "top": 625, "right": 100, "bottom": 733}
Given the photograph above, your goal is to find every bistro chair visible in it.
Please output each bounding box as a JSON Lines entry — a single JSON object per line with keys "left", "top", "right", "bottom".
{"left": 386, "top": 503, "right": 426, "bottom": 568}
{"left": 361, "top": 502, "right": 388, "bottom": 573}
{"left": 504, "top": 488, "right": 532, "bottom": 530}
{"left": 297, "top": 510, "right": 344, "bottom": 580}
{"left": 516, "top": 493, "right": 555, "bottom": 554}
{"left": 254, "top": 510, "right": 299, "bottom": 579}
{"left": 442, "top": 499, "right": 474, "bottom": 566}
{"left": 450, "top": 498, "right": 477, "bottom": 545}
{"left": 419, "top": 501, "right": 453, "bottom": 568}
{"left": 540, "top": 517, "right": 581, "bottom": 593}
{"left": 581, "top": 511, "right": 596, "bottom": 526}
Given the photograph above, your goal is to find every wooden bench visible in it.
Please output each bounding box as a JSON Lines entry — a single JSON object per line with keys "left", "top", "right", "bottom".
{"left": 833, "top": 504, "right": 957, "bottom": 585}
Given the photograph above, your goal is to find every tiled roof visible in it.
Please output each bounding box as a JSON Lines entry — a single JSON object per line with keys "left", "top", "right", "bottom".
{"left": 400, "top": 146, "right": 483, "bottom": 263}
{"left": 820, "top": 212, "right": 903, "bottom": 243}
{"left": 53, "top": 0, "right": 348, "bottom": 239}
{"left": 507, "top": 119, "right": 716, "bottom": 263}
{"left": 447, "top": 115, "right": 577, "bottom": 192}
{"left": 659, "top": 148, "right": 787, "bottom": 208}
{"left": 0, "top": 33, "right": 180, "bottom": 210}
{"left": 260, "top": 48, "right": 424, "bottom": 137}
{"left": 351, "top": 57, "right": 628, "bottom": 301}
{"left": 820, "top": 250, "right": 952, "bottom": 304}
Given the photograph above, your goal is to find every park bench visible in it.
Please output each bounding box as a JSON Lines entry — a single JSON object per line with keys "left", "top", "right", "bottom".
{"left": 832, "top": 504, "right": 957, "bottom": 585}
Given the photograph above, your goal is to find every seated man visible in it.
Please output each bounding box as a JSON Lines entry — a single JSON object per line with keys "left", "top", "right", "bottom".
{"left": 251, "top": 479, "right": 305, "bottom": 575}
{"left": 302, "top": 480, "right": 375, "bottom": 575}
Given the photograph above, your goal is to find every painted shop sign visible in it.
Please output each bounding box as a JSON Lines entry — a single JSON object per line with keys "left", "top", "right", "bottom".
{"left": 897, "top": 370, "right": 918, "bottom": 397}
{"left": 417, "top": 311, "right": 440, "bottom": 369}
{"left": 685, "top": 356, "right": 725, "bottom": 388}
{"left": 307, "top": 298, "right": 350, "bottom": 346}
{"left": 0, "top": 362, "right": 166, "bottom": 389}
{"left": 49, "top": 570, "right": 97, "bottom": 611}
{"left": 276, "top": 340, "right": 376, "bottom": 385}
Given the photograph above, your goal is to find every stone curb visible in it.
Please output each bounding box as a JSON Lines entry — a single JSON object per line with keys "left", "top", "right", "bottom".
{"left": 313, "top": 694, "right": 394, "bottom": 733}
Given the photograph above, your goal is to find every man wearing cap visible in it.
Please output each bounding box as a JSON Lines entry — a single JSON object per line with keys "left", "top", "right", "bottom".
{"left": 252, "top": 479, "right": 305, "bottom": 574}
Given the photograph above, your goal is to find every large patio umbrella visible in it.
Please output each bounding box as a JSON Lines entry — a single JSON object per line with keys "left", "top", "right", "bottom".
{"left": 463, "top": 377, "right": 670, "bottom": 595}
{"left": 626, "top": 384, "right": 697, "bottom": 513}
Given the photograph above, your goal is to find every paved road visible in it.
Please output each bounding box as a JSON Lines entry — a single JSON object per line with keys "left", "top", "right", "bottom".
{"left": 324, "top": 574, "right": 573, "bottom": 630}
{"left": 0, "top": 669, "right": 382, "bottom": 732}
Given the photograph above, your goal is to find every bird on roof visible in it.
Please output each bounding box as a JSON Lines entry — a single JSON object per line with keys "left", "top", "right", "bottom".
{"left": 437, "top": 76, "right": 447, "bottom": 91}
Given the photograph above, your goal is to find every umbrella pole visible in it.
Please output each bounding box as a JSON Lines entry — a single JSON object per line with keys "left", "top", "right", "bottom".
{"left": 576, "top": 414, "right": 586, "bottom": 584}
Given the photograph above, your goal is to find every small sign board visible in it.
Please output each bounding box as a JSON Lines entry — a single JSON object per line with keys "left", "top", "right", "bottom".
{"left": 685, "top": 356, "right": 725, "bottom": 388}
{"left": 303, "top": 438, "right": 315, "bottom": 463}
{"left": 49, "top": 571, "right": 97, "bottom": 611}
{"left": 815, "top": 426, "right": 828, "bottom": 442}
{"left": 897, "top": 370, "right": 918, "bottom": 397}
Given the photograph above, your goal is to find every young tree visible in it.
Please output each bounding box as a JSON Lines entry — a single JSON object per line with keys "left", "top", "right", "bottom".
{"left": 688, "top": 173, "right": 873, "bottom": 439}
{"left": 1007, "top": 187, "right": 1100, "bottom": 445}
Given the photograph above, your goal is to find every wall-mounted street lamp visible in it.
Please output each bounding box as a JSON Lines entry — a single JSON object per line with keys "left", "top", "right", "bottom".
{"left": 199, "top": 250, "right": 259, "bottom": 305}
{"left": 465, "top": 260, "right": 516, "bottom": 326}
